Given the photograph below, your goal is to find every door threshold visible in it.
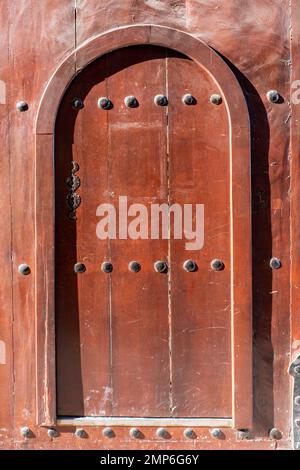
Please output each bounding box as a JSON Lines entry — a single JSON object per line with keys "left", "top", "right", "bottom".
{"left": 57, "top": 417, "right": 232, "bottom": 427}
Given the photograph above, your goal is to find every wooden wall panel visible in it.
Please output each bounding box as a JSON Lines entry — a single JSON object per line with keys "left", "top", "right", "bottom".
{"left": 291, "top": 0, "right": 300, "bottom": 358}
{"left": 187, "top": 0, "right": 292, "bottom": 440}
{"left": 0, "top": 0, "right": 13, "bottom": 447}
{"left": 0, "top": 0, "right": 295, "bottom": 449}
{"left": 6, "top": 0, "right": 75, "bottom": 447}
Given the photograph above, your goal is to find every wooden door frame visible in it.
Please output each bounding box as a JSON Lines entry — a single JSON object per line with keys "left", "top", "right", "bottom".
{"left": 35, "top": 24, "right": 252, "bottom": 429}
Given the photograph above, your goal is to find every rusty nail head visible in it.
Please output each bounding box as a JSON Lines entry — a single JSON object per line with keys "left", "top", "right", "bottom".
{"left": 102, "top": 427, "right": 115, "bottom": 438}
{"left": 182, "top": 94, "right": 196, "bottom": 105}
{"left": 183, "top": 260, "right": 197, "bottom": 272}
{"left": 267, "top": 90, "right": 280, "bottom": 103}
{"left": 269, "top": 428, "right": 282, "bottom": 440}
{"left": 184, "top": 428, "right": 196, "bottom": 439}
{"left": 16, "top": 101, "right": 29, "bottom": 112}
{"left": 18, "top": 264, "right": 31, "bottom": 276}
{"left": 75, "top": 428, "right": 87, "bottom": 439}
{"left": 21, "top": 427, "right": 32, "bottom": 438}
{"left": 101, "top": 261, "right": 113, "bottom": 273}
{"left": 129, "top": 261, "right": 141, "bottom": 273}
{"left": 211, "top": 259, "right": 225, "bottom": 271}
{"left": 154, "top": 94, "right": 168, "bottom": 106}
{"left": 270, "top": 257, "right": 281, "bottom": 270}
{"left": 154, "top": 261, "right": 168, "bottom": 273}
{"left": 210, "top": 94, "right": 222, "bottom": 105}
{"left": 211, "top": 428, "right": 224, "bottom": 439}
{"left": 74, "top": 262, "right": 86, "bottom": 273}
{"left": 98, "top": 97, "right": 112, "bottom": 110}
{"left": 130, "top": 428, "right": 142, "bottom": 439}
{"left": 48, "top": 428, "right": 59, "bottom": 438}
{"left": 124, "top": 96, "right": 138, "bottom": 108}
{"left": 156, "top": 428, "right": 169, "bottom": 439}
{"left": 72, "top": 98, "right": 84, "bottom": 110}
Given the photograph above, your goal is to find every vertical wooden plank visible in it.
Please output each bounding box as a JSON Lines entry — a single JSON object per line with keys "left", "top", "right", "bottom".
{"left": 0, "top": 0, "right": 13, "bottom": 443}
{"left": 187, "top": 0, "right": 291, "bottom": 435}
{"left": 168, "top": 53, "right": 232, "bottom": 417}
{"left": 55, "top": 57, "right": 111, "bottom": 416}
{"left": 291, "top": 0, "right": 300, "bottom": 357}
{"left": 35, "top": 134, "right": 56, "bottom": 425}
{"left": 8, "top": 0, "right": 75, "bottom": 432}
{"left": 108, "top": 46, "right": 170, "bottom": 417}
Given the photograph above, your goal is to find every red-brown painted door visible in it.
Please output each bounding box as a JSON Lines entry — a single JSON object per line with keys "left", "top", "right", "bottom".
{"left": 55, "top": 45, "right": 231, "bottom": 418}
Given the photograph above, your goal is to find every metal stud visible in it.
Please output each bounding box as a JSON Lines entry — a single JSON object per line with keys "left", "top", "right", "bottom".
{"left": 183, "top": 259, "right": 197, "bottom": 272}
{"left": 210, "top": 94, "right": 222, "bottom": 105}
{"left": 211, "top": 259, "right": 225, "bottom": 271}
{"left": 211, "top": 428, "right": 224, "bottom": 439}
{"left": 269, "top": 428, "right": 282, "bottom": 440}
{"left": 48, "top": 428, "right": 59, "bottom": 438}
{"left": 154, "top": 94, "right": 168, "bottom": 106}
{"left": 182, "top": 94, "right": 196, "bottom": 105}
{"left": 72, "top": 98, "right": 84, "bottom": 110}
{"left": 270, "top": 257, "right": 281, "bottom": 270}
{"left": 74, "top": 262, "right": 86, "bottom": 274}
{"left": 20, "top": 427, "right": 32, "bottom": 438}
{"left": 154, "top": 261, "right": 168, "bottom": 273}
{"left": 18, "top": 264, "right": 31, "bottom": 276}
{"left": 98, "top": 97, "right": 112, "bottom": 110}
{"left": 129, "top": 261, "right": 141, "bottom": 273}
{"left": 267, "top": 90, "right": 280, "bottom": 103}
{"left": 102, "top": 427, "right": 115, "bottom": 438}
{"left": 156, "top": 428, "right": 169, "bottom": 439}
{"left": 75, "top": 428, "right": 87, "bottom": 439}
{"left": 130, "top": 428, "right": 142, "bottom": 439}
{"left": 101, "top": 262, "right": 113, "bottom": 273}
{"left": 295, "top": 396, "right": 300, "bottom": 406}
{"left": 124, "top": 96, "right": 139, "bottom": 108}
{"left": 16, "top": 101, "right": 29, "bottom": 112}
{"left": 184, "top": 428, "right": 196, "bottom": 440}
{"left": 237, "top": 429, "right": 251, "bottom": 440}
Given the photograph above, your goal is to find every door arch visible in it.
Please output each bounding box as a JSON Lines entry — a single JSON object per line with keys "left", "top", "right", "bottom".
{"left": 35, "top": 25, "right": 252, "bottom": 430}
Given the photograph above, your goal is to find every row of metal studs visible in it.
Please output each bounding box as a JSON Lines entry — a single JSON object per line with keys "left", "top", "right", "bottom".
{"left": 70, "top": 93, "right": 223, "bottom": 111}
{"left": 73, "top": 259, "right": 225, "bottom": 274}
{"left": 15, "top": 90, "right": 281, "bottom": 113}
{"left": 17, "top": 257, "right": 282, "bottom": 276}
{"left": 20, "top": 426, "right": 283, "bottom": 441}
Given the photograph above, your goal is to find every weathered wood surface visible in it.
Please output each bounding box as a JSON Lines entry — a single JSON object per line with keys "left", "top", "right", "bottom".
{"left": 0, "top": 0, "right": 294, "bottom": 449}
{"left": 0, "top": 0, "right": 13, "bottom": 448}
{"left": 55, "top": 45, "right": 240, "bottom": 420}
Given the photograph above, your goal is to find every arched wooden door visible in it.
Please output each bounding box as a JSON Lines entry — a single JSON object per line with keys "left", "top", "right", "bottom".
{"left": 36, "top": 26, "right": 252, "bottom": 432}
{"left": 55, "top": 45, "right": 242, "bottom": 421}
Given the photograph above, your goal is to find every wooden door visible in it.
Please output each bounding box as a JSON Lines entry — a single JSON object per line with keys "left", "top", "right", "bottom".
{"left": 55, "top": 45, "right": 237, "bottom": 420}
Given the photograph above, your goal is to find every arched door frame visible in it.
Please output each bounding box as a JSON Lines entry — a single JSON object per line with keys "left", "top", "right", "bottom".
{"left": 35, "top": 24, "right": 252, "bottom": 429}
